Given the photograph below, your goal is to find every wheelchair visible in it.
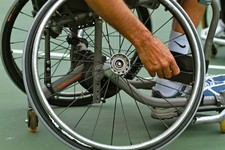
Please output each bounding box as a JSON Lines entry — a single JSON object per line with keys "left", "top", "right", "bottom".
{"left": 0, "top": 0, "right": 92, "bottom": 132}
{"left": 1, "top": 0, "right": 225, "bottom": 149}
{"left": 201, "top": 0, "right": 225, "bottom": 57}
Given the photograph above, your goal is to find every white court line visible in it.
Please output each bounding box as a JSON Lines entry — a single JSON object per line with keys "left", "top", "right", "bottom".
{"left": 12, "top": 49, "right": 225, "bottom": 70}
{"left": 13, "top": 49, "right": 23, "bottom": 54}
{"left": 13, "top": 49, "right": 69, "bottom": 58}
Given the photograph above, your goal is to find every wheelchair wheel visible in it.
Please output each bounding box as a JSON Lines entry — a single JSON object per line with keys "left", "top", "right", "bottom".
{"left": 0, "top": 0, "right": 32, "bottom": 92}
{"left": 23, "top": 0, "right": 205, "bottom": 149}
{"left": 0, "top": 0, "right": 93, "bottom": 106}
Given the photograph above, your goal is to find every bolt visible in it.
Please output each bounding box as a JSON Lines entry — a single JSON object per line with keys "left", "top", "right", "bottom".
{"left": 46, "top": 83, "right": 51, "bottom": 88}
{"left": 46, "top": 60, "right": 51, "bottom": 64}
{"left": 89, "top": 13, "right": 93, "bottom": 17}
{"left": 101, "top": 98, "right": 106, "bottom": 103}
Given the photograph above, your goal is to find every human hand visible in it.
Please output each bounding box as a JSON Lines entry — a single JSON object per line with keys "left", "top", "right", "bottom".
{"left": 136, "top": 36, "right": 180, "bottom": 78}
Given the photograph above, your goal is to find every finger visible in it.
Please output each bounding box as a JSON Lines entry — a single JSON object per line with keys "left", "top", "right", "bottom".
{"left": 149, "top": 71, "right": 156, "bottom": 77}
{"left": 163, "top": 67, "right": 172, "bottom": 79}
{"left": 157, "top": 70, "right": 164, "bottom": 78}
{"left": 170, "top": 62, "right": 180, "bottom": 75}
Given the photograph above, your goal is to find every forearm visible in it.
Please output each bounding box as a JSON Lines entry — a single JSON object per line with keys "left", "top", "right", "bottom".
{"left": 85, "top": 0, "right": 153, "bottom": 49}
{"left": 85, "top": 0, "right": 180, "bottom": 78}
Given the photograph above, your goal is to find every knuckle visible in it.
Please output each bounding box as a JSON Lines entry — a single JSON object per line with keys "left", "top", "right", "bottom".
{"left": 148, "top": 66, "right": 156, "bottom": 71}
{"left": 167, "top": 57, "right": 174, "bottom": 63}
{"left": 161, "top": 62, "right": 169, "bottom": 69}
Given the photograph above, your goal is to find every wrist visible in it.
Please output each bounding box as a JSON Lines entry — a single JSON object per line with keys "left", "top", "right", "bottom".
{"left": 132, "top": 30, "right": 154, "bottom": 52}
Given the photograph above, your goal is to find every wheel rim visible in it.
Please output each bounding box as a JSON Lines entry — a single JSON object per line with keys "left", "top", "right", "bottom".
{"left": 24, "top": 0, "right": 204, "bottom": 149}
{"left": 1, "top": 0, "right": 33, "bottom": 92}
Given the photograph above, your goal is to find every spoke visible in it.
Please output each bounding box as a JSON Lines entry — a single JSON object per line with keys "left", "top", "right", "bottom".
{"left": 61, "top": 6, "right": 111, "bottom": 57}
{"left": 136, "top": 76, "right": 189, "bottom": 114}
{"left": 87, "top": 42, "right": 110, "bottom": 57}
{"left": 133, "top": 74, "right": 190, "bottom": 96}
{"left": 38, "top": 51, "right": 70, "bottom": 78}
{"left": 73, "top": 103, "right": 93, "bottom": 130}
{"left": 58, "top": 84, "right": 94, "bottom": 117}
{"left": 40, "top": 67, "right": 111, "bottom": 102}
{"left": 152, "top": 16, "right": 173, "bottom": 35}
{"left": 110, "top": 92, "right": 118, "bottom": 145}
{"left": 52, "top": 54, "right": 70, "bottom": 77}
{"left": 133, "top": 99, "right": 152, "bottom": 139}
{"left": 143, "top": 11, "right": 152, "bottom": 27}
{"left": 124, "top": 77, "right": 152, "bottom": 138}
{"left": 118, "top": 92, "right": 132, "bottom": 145}
{"left": 119, "top": 34, "right": 121, "bottom": 53}
{"left": 118, "top": 35, "right": 125, "bottom": 54}
{"left": 120, "top": 77, "right": 170, "bottom": 128}
{"left": 49, "top": 40, "right": 69, "bottom": 51}
{"left": 95, "top": 21, "right": 116, "bottom": 54}
{"left": 105, "top": 23, "right": 113, "bottom": 56}
{"left": 126, "top": 48, "right": 137, "bottom": 57}
{"left": 164, "top": 34, "right": 185, "bottom": 44}
{"left": 53, "top": 37, "right": 68, "bottom": 43}
{"left": 37, "top": 38, "right": 70, "bottom": 60}
{"left": 124, "top": 44, "right": 134, "bottom": 56}
{"left": 91, "top": 102, "right": 104, "bottom": 140}
{"left": 12, "top": 56, "right": 23, "bottom": 60}
{"left": 102, "top": 76, "right": 112, "bottom": 100}
{"left": 20, "top": 11, "right": 33, "bottom": 18}
{"left": 10, "top": 41, "right": 25, "bottom": 44}
{"left": 12, "top": 26, "right": 28, "bottom": 32}
{"left": 72, "top": 78, "right": 111, "bottom": 131}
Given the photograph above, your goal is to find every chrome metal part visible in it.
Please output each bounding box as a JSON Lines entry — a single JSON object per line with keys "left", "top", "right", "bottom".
{"left": 109, "top": 54, "right": 130, "bottom": 75}
{"left": 193, "top": 109, "right": 225, "bottom": 125}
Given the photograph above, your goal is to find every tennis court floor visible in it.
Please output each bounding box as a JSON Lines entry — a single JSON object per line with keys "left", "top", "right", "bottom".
{"left": 1, "top": 1, "right": 225, "bottom": 150}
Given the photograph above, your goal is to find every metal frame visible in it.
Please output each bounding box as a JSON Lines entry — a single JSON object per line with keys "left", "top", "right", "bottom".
{"left": 20, "top": 0, "right": 225, "bottom": 149}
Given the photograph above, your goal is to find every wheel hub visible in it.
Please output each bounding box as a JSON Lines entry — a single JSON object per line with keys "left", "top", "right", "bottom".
{"left": 109, "top": 54, "right": 130, "bottom": 75}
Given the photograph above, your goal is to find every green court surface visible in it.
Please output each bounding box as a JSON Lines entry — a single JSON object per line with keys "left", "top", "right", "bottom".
{"left": 1, "top": 1, "right": 225, "bottom": 150}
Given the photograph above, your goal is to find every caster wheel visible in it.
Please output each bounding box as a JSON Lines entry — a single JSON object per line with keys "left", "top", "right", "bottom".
{"left": 27, "top": 110, "right": 38, "bottom": 132}
{"left": 220, "top": 119, "right": 225, "bottom": 133}
{"left": 210, "top": 44, "right": 218, "bottom": 58}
